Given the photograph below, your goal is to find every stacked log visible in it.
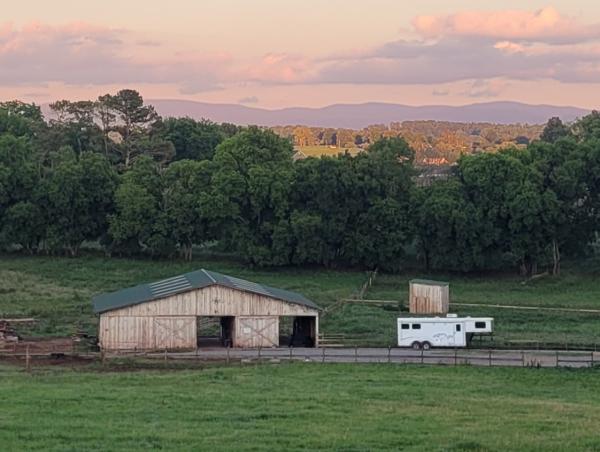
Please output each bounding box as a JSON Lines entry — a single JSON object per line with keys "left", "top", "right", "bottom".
{"left": 0, "top": 320, "right": 20, "bottom": 347}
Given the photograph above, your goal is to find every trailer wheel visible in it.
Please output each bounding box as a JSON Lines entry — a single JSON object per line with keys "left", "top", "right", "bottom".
{"left": 411, "top": 341, "right": 422, "bottom": 350}
{"left": 422, "top": 341, "right": 432, "bottom": 350}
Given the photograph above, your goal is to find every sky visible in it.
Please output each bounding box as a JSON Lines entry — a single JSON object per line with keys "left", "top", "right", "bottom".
{"left": 2, "top": 1, "right": 600, "bottom": 108}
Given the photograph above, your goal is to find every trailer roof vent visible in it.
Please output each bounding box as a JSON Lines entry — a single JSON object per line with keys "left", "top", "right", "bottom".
{"left": 446, "top": 313, "right": 458, "bottom": 318}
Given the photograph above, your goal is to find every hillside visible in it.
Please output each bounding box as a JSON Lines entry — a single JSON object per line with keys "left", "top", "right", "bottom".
{"left": 149, "top": 99, "right": 589, "bottom": 128}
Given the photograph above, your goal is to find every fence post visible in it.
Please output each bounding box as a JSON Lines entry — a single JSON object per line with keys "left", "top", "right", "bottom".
{"left": 258, "top": 346, "right": 262, "bottom": 360}
{"left": 226, "top": 347, "right": 230, "bottom": 364}
{"left": 522, "top": 351, "right": 525, "bottom": 367}
{"left": 25, "top": 345, "right": 31, "bottom": 373}
{"left": 388, "top": 346, "right": 391, "bottom": 364}
{"left": 556, "top": 351, "right": 559, "bottom": 368}
{"left": 289, "top": 347, "right": 293, "bottom": 361}
{"left": 354, "top": 346, "right": 358, "bottom": 363}
{"left": 591, "top": 352, "right": 594, "bottom": 368}
{"left": 164, "top": 348, "right": 167, "bottom": 364}
{"left": 454, "top": 348, "right": 457, "bottom": 366}
{"left": 421, "top": 348, "right": 424, "bottom": 365}
{"left": 488, "top": 350, "right": 492, "bottom": 367}
{"left": 322, "top": 347, "right": 326, "bottom": 363}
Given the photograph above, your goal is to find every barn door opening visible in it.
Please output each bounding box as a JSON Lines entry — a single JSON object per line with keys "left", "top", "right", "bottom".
{"left": 279, "top": 316, "right": 316, "bottom": 347}
{"left": 196, "top": 316, "right": 233, "bottom": 348}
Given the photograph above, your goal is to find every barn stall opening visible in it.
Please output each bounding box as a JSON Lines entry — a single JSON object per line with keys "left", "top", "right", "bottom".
{"left": 93, "top": 269, "right": 320, "bottom": 351}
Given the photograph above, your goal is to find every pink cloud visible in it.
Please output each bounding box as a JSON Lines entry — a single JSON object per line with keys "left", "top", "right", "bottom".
{"left": 0, "top": 21, "right": 227, "bottom": 93}
{"left": 244, "top": 53, "right": 314, "bottom": 84}
{"left": 413, "top": 7, "right": 600, "bottom": 44}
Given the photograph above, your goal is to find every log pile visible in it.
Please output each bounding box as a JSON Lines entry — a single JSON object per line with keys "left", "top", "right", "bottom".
{"left": 0, "top": 319, "right": 35, "bottom": 348}
{"left": 0, "top": 320, "right": 20, "bottom": 346}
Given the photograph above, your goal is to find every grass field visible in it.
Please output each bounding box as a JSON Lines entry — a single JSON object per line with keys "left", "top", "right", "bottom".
{"left": 1, "top": 363, "right": 600, "bottom": 451}
{"left": 0, "top": 254, "right": 599, "bottom": 346}
{"left": 295, "top": 145, "right": 363, "bottom": 158}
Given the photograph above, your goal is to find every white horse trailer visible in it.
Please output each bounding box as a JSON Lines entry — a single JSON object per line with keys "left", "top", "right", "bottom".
{"left": 397, "top": 315, "right": 494, "bottom": 349}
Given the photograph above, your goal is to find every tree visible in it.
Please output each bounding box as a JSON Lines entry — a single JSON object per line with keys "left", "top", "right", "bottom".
{"left": 526, "top": 139, "right": 588, "bottom": 275}
{"left": 572, "top": 111, "right": 600, "bottom": 142}
{"left": 40, "top": 149, "right": 118, "bottom": 256}
{"left": 0, "top": 202, "right": 45, "bottom": 253}
{"left": 161, "top": 117, "right": 226, "bottom": 161}
{"left": 212, "top": 127, "right": 295, "bottom": 266}
{"left": 108, "top": 156, "right": 167, "bottom": 255}
{"left": 100, "top": 90, "right": 174, "bottom": 168}
{"left": 95, "top": 95, "right": 117, "bottom": 156}
{"left": 290, "top": 156, "right": 351, "bottom": 267}
{"left": 0, "top": 135, "right": 38, "bottom": 217}
{"left": 343, "top": 138, "right": 415, "bottom": 270}
{"left": 48, "top": 100, "right": 103, "bottom": 155}
{"left": 413, "top": 180, "right": 481, "bottom": 271}
{"left": 540, "top": 117, "right": 571, "bottom": 143}
{"left": 162, "top": 159, "right": 215, "bottom": 260}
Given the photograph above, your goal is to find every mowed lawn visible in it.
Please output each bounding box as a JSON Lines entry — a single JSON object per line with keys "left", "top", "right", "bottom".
{"left": 1, "top": 363, "right": 600, "bottom": 451}
{"left": 0, "top": 254, "right": 599, "bottom": 346}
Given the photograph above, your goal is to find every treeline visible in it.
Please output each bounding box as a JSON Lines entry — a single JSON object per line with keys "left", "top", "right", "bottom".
{"left": 272, "top": 121, "right": 542, "bottom": 164}
{"left": 1, "top": 91, "right": 599, "bottom": 275}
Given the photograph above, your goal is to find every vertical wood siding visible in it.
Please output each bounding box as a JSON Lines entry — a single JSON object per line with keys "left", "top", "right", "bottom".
{"left": 409, "top": 283, "right": 449, "bottom": 314}
{"left": 99, "top": 285, "right": 318, "bottom": 351}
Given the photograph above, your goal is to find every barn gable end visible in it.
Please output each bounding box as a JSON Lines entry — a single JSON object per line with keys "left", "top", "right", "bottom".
{"left": 93, "top": 270, "right": 320, "bottom": 351}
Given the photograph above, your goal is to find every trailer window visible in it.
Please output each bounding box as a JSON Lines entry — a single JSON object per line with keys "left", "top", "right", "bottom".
{"left": 455, "top": 324, "right": 461, "bottom": 332}
{"left": 412, "top": 324, "right": 421, "bottom": 330}
{"left": 475, "top": 322, "right": 486, "bottom": 329}
{"left": 401, "top": 324, "right": 409, "bottom": 330}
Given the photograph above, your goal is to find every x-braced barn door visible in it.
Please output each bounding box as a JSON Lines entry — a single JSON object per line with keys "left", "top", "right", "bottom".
{"left": 235, "top": 316, "right": 279, "bottom": 348}
{"left": 153, "top": 317, "right": 196, "bottom": 350}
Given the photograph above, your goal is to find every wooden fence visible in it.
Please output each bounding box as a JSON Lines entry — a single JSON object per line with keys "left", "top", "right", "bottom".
{"left": 2, "top": 346, "right": 598, "bottom": 369}
{"left": 98, "top": 347, "right": 599, "bottom": 369}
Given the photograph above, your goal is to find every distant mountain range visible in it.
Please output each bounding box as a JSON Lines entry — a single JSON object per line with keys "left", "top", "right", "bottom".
{"left": 148, "top": 99, "right": 590, "bottom": 128}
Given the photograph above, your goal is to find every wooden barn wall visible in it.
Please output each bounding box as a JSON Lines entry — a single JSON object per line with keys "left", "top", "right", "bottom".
{"left": 234, "top": 316, "right": 279, "bottom": 348}
{"left": 104, "top": 286, "right": 318, "bottom": 318}
{"left": 409, "top": 283, "right": 449, "bottom": 314}
{"left": 99, "top": 285, "right": 318, "bottom": 350}
{"left": 99, "top": 316, "right": 196, "bottom": 351}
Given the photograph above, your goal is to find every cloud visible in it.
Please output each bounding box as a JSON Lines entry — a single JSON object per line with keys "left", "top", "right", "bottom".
{"left": 0, "top": 21, "right": 227, "bottom": 93}
{"left": 243, "top": 53, "right": 314, "bottom": 84}
{"left": 432, "top": 88, "right": 449, "bottom": 97}
{"left": 306, "top": 7, "right": 600, "bottom": 87}
{"left": 412, "top": 7, "right": 600, "bottom": 44}
{"left": 4, "top": 8, "right": 600, "bottom": 99}
{"left": 460, "top": 79, "right": 509, "bottom": 98}
{"left": 238, "top": 96, "right": 259, "bottom": 104}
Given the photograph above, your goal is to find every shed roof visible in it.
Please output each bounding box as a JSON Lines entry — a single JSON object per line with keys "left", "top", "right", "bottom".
{"left": 92, "top": 269, "right": 320, "bottom": 314}
{"left": 409, "top": 279, "right": 449, "bottom": 286}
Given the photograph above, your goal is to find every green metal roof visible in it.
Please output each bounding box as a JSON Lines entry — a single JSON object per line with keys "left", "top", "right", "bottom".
{"left": 409, "top": 279, "right": 449, "bottom": 286}
{"left": 92, "top": 269, "right": 320, "bottom": 314}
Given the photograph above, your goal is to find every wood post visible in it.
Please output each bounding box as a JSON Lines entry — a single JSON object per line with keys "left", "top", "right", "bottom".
{"left": 322, "top": 347, "right": 325, "bottom": 363}
{"left": 488, "top": 350, "right": 492, "bottom": 367}
{"left": 388, "top": 346, "right": 391, "bottom": 364}
{"left": 25, "top": 345, "right": 31, "bottom": 373}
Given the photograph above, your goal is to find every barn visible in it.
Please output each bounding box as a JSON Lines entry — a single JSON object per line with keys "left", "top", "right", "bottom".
{"left": 93, "top": 269, "right": 320, "bottom": 351}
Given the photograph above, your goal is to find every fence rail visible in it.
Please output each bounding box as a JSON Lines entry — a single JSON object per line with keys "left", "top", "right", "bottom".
{"left": 94, "top": 347, "right": 600, "bottom": 369}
